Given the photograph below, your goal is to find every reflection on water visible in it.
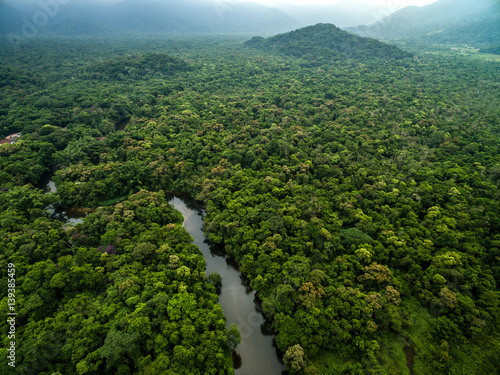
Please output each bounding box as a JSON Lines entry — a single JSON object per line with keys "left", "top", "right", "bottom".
{"left": 42, "top": 180, "right": 89, "bottom": 225}
{"left": 168, "top": 195, "right": 286, "bottom": 375}
{"left": 39, "top": 180, "right": 286, "bottom": 373}
{"left": 43, "top": 180, "right": 57, "bottom": 194}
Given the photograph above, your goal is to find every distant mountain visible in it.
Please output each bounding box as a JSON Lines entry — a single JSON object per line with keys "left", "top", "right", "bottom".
{"left": 276, "top": 2, "right": 389, "bottom": 28}
{"left": 1, "top": 0, "right": 301, "bottom": 37}
{"left": 421, "top": 14, "right": 500, "bottom": 48}
{"left": 107, "top": 0, "right": 212, "bottom": 34}
{"left": 212, "top": 2, "right": 303, "bottom": 34}
{"left": 347, "top": 0, "right": 499, "bottom": 50}
{"left": 0, "top": 3, "right": 25, "bottom": 35}
{"left": 245, "top": 23, "right": 412, "bottom": 61}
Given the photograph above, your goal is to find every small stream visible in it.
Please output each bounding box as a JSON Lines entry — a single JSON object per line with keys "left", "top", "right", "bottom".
{"left": 167, "top": 194, "right": 286, "bottom": 375}
{"left": 404, "top": 344, "right": 415, "bottom": 375}
{"left": 42, "top": 180, "right": 88, "bottom": 226}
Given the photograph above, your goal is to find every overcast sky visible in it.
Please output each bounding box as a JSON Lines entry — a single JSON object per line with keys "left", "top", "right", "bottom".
{"left": 231, "top": 0, "right": 438, "bottom": 5}
{"left": 4, "top": 0, "right": 440, "bottom": 5}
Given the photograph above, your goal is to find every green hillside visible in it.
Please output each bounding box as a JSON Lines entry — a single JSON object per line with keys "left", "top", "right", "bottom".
{"left": 347, "top": 0, "right": 500, "bottom": 53}
{"left": 481, "top": 43, "right": 500, "bottom": 55}
{"left": 348, "top": 0, "right": 497, "bottom": 41}
{"left": 246, "top": 23, "right": 412, "bottom": 62}
{"left": 420, "top": 14, "right": 500, "bottom": 50}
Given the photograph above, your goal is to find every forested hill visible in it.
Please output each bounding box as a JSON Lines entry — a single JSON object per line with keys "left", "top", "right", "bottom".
{"left": 245, "top": 23, "right": 413, "bottom": 62}
{"left": 482, "top": 43, "right": 500, "bottom": 55}
{"left": 418, "top": 14, "right": 500, "bottom": 51}
{"left": 347, "top": 0, "right": 500, "bottom": 51}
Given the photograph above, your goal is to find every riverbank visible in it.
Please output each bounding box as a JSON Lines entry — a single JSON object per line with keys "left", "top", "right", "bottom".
{"left": 168, "top": 194, "right": 286, "bottom": 375}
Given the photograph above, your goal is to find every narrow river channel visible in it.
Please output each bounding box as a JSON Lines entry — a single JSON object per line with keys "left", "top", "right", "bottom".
{"left": 167, "top": 195, "right": 286, "bottom": 375}
{"left": 42, "top": 178, "right": 286, "bottom": 374}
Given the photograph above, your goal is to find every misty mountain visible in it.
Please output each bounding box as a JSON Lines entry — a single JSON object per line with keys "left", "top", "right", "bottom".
{"left": 1, "top": 0, "right": 301, "bottom": 38}
{"left": 246, "top": 23, "right": 412, "bottom": 62}
{"left": 347, "top": 0, "right": 499, "bottom": 46}
{"left": 420, "top": 13, "right": 500, "bottom": 48}
{"left": 0, "top": 3, "right": 26, "bottom": 35}
{"left": 108, "top": 0, "right": 301, "bottom": 34}
{"left": 277, "top": 2, "right": 388, "bottom": 29}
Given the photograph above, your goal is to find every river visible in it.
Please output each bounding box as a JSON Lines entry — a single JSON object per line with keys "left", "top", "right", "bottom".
{"left": 42, "top": 180, "right": 285, "bottom": 374}
{"left": 167, "top": 195, "right": 286, "bottom": 375}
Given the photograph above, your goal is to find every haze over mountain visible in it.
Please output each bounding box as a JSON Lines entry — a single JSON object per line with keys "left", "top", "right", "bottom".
{"left": 3, "top": 0, "right": 498, "bottom": 54}
{"left": 1, "top": 0, "right": 302, "bottom": 37}
{"left": 2, "top": 0, "right": 445, "bottom": 39}
{"left": 0, "top": 3, "right": 28, "bottom": 36}
{"left": 347, "top": 0, "right": 499, "bottom": 48}
{"left": 272, "top": 1, "right": 393, "bottom": 29}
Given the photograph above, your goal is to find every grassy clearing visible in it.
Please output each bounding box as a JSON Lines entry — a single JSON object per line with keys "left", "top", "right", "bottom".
{"left": 310, "top": 331, "right": 408, "bottom": 374}
{"left": 311, "top": 298, "right": 500, "bottom": 374}
{"left": 404, "top": 297, "right": 500, "bottom": 375}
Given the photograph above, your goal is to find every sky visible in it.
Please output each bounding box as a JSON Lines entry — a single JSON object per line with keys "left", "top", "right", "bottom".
{"left": 3, "top": 0, "right": 440, "bottom": 5}
{"left": 227, "top": 0, "right": 438, "bottom": 6}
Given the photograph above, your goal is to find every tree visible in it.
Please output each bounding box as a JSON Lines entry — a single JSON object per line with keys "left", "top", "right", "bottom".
{"left": 99, "top": 330, "right": 139, "bottom": 369}
{"left": 226, "top": 324, "right": 241, "bottom": 350}
{"left": 284, "top": 344, "right": 307, "bottom": 374}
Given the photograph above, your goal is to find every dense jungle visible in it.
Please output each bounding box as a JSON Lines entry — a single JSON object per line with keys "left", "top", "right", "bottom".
{"left": 0, "top": 16, "right": 499, "bottom": 375}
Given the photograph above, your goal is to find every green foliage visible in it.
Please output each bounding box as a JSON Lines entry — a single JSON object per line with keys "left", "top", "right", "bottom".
{"left": 481, "top": 43, "right": 500, "bottom": 55}
{"left": 246, "top": 23, "right": 413, "bottom": 62}
{"left": 0, "top": 32, "right": 499, "bottom": 374}
{"left": 284, "top": 344, "right": 307, "bottom": 373}
{"left": 226, "top": 324, "right": 242, "bottom": 350}
{"left": 339, "top": 228, "right": 373, "bottom": 247}
{"left": 84, "top": 53, "right": 191, "bottom": 82}
{"left": 0, "top": 191, "right": 233, "bottom": 374}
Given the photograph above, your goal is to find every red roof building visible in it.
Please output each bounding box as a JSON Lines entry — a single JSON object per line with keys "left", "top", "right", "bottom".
{"left": 0, "top": 133, "right": 21, "bottom": 146}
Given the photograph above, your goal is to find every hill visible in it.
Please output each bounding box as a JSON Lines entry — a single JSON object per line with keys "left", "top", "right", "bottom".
{"left": 419, "top": 14, "right": 500, "bottom": 50}
{"left": 347, "top": 0, "right": 499, "bottom": 51}
{"left": 245, "top": 23, "right": 413, "bottom": 61}
{"left": 348, "top": 0, "right": 497, "bottom": 40}
{"left": 481, "top": 43, "right": 500, "bottom": 55}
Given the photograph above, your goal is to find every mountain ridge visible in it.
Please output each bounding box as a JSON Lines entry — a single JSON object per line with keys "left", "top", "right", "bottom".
{"left": 346, "top": 0, "right": 499, "bottom": 50}
{"left": 1, "top": 0, "right": 302, "bottom": 38}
